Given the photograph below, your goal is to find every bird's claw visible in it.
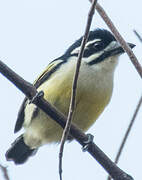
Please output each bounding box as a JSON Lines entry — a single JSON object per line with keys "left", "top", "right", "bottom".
{"left": 29, "top": 91, "right": 44, "bottom": 104}
{"left": 82, "top": 133, "right": 94, "bottom": 152}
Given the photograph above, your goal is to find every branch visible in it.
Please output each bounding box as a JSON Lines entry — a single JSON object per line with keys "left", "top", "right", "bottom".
{"left": 115, "top": 95, "right": 142, "bottom": 164}
{"left": 0, "top": 164, "right": 10, "bottom": 180}
{"left": 133, "top": 30, "right": 142, "bottom": 43}
{"left": 0, "top": 60, "right": 134, "bottom": 179}
{"left": 107, "top": 29, "right": 142, "bottom": 180}
{"left": 94, "top": 2, "right": 142, "bottom": 78}
{"left": 59, "top": 0, "right": 98, "bottom": 179}
{"left": 88, "top": 2, "right": 142, "bottom": 179}
{"left": 107, "top": 95, "right": 142, "bottom": 180}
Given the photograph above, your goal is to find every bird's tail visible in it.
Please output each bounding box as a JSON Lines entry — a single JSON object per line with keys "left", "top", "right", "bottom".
{"left": 5, "top": 135, "right": 37, "bottom": 165}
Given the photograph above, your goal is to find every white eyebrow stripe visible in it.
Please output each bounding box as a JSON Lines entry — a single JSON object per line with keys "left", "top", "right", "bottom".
{"left": 85, "top": 39, "right": 101, "bottom": 47}
{"left": 70, "top": 39, "right": 102, "bottom": 55}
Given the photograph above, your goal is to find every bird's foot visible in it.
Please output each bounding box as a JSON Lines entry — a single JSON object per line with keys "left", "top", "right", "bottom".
{"left": 29, "top": 91, "right": 44, "bottom": 104}
{"left": 82, "top": 133, "right": 94, "bottom": 152}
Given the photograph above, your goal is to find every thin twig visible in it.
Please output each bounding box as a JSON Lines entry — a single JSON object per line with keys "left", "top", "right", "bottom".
{"left": 115, "top": 95, "right": 142, "bottom": 164}
{"left": 0, "top": 60, "right": 134, "bottom": 179}
{"left": 107, "top": 29, "right": 142, "bottom": 180}
{"left": 133, "top": 30, "right": 142, "bottom": 43}
{"left": 0, "top": 164, "right": 10, "bottom": 180}
{"left": 107, "top": 28, "right": 142, "bottom": 180}
{"left": 88, "top": 1, "right": 141, "bottom": 180}
{"left": 107, "top": 95, "right": 142, "bottom": 180}
{"left": 94, "top": 2, "right": 142, "bottom": 78}
{"left": 59, "top": 1, "right": 98, "bottom": 179}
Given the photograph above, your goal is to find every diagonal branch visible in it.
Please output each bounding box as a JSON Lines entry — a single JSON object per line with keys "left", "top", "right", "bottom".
{"left": 107, "top": 29, "right": 142, "bottom": 180}
{"left": 0, "top": 164, "right": 10, "bottom": 180}
{"left": 87, "top": 2, "right": 142, "bottom": 180}
{"left": 108, "top": 30, "right": 142, "bottom": 179}
{"left": 115, "top": 95, "right": 142, "bottom": 163}
{"left": 134, "top": 30, "right": 142, "bottom": 43}
{"left": 107, "top": 95, "right": 142, "bottom": 180}
{"left": 59, "top": 0, "right": 98, "bottom": 180}
{"left": 0, "top": 60, "right": 134, "bottom": 180}
{"left": 95, "top": 2, "right": 142, "bottom": 78}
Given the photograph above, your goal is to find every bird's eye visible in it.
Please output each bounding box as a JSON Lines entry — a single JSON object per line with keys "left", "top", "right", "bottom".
{"left": 93, "top": 41, "right": 104, "bottom": 50}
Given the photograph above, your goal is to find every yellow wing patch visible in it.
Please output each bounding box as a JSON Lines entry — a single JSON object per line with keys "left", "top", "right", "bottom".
{"left": 33, "top": 59, "right": 64, "bottom": 88}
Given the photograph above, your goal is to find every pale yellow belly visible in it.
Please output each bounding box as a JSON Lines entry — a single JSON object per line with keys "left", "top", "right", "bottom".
{"left": 24, "top": 71, "right": 113, "bottom": 148}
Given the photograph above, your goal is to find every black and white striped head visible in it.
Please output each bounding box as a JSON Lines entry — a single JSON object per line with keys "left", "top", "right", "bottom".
{"left": 65, "top": 29, "right": 135, "bottom": 65}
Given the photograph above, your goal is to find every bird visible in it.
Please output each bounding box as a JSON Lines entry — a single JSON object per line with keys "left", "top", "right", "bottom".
{"left": 5, "top": 28, "right": 135, "bottom": 165}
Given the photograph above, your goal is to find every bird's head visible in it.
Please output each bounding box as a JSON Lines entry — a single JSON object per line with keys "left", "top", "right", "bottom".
{"left": 65, "top": 29, "right": 135, "bottom": 71}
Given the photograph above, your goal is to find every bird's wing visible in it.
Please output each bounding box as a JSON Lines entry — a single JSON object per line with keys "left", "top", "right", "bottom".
{"left": 33, "top": 59, "right": 64, "bottom": 88}
{"left": 14, "top": 59, "right": 64, "bottom": 133}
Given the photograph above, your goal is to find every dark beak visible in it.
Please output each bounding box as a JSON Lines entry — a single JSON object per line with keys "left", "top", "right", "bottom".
{"left": 128, "top": 43, "right": 136, "bottom": 49}
{"left": 108, "top": 42, "right": 136, "bottom": 56}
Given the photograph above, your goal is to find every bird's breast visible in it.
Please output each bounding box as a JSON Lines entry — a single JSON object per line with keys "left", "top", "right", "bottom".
{"left": 38, "top": 61, "right": 113, "bottom": 129}
{"left": 24, "top": 60, "right": 114, "bottom": 145}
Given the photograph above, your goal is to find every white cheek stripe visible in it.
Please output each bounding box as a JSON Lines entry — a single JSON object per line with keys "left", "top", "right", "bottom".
{"left": 84, "top": 51, "right": 103, "bottom": 63}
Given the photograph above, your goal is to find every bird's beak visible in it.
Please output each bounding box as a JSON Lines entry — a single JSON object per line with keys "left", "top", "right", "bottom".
{"left": 128, "top": 43, "right": 136, "bottom": 49}
{"left": 106, "top": 41, "right": 136, "bottom": 57}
